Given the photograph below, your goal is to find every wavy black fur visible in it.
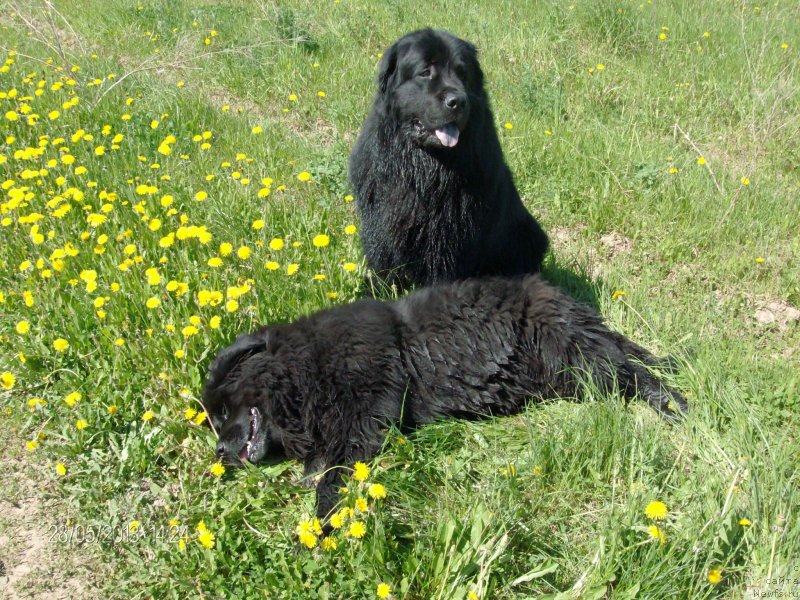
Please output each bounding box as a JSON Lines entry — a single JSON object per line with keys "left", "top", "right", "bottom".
{"left": 204, "top": 275, "right": 686, "bottom": 521}
{"left": 349, "top": 29, "right": 549, "bottom": 288}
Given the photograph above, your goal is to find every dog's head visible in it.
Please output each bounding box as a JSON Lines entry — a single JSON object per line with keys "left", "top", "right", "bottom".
{"left": 376, "top": 29, "right": 485, "bottom": 149}
{"left": 202, "top": 333, "right": 285, "bottom": 464}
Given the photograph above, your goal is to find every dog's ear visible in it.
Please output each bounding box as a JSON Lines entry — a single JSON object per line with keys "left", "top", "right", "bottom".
{"left": 377, "top": 41, "right": 399, "bottom": 94}
{"left": 203, "top": 333, "right": 267, "bottom": 418}
{"left": 206, "top": 333, "right": 266, "bottom": 387}
{"left": 459, "top": 39, "right": 484, "bottom": 89}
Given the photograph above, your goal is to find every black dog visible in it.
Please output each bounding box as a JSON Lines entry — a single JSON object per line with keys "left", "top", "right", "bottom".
{"left": 204, "top": 275, "right": 686, "bottom": 521}
{"left": 349, "top": 29, "right": 549, "bottom": 288}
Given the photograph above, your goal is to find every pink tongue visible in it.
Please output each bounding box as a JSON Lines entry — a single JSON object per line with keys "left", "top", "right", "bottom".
{"left": 435, "top": 124, "right": 460, "bottom": 147}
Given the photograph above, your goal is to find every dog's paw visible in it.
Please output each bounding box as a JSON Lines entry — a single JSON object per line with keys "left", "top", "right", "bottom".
{"left": 295, "top": 472, "right": 323, "bottom": 489}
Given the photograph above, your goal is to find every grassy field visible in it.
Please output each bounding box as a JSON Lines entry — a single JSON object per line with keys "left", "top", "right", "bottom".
{"left": 1, "top": 0, "right": 798, "bottom": 598}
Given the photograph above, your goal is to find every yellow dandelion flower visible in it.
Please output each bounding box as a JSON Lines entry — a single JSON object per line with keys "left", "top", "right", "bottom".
{"left": 312, "top": 234, "right": 330, "bottom": 248}
{"left": 16, "top": 320, "right": 30, "bottom": 334}
{"left": 145, "top": 267, "right": 161, "bottom": 285}
{"left": 646, "top": 525, "right": 666, "bottom": 544}
{"left": 26, "top": 440, "right": 39, "bottom": 451}
{"left": 697, "top": 157, "right": 706, "bottom": 165}
{"left": 376, "top": 583, "right": 391, "bottom": 599}
{"left": 738, "top": 518, "right": 752, "bottom": 526}
{"left": 321, "top": 536, "right": 337, "bottom": 551}
{"left": 210, "top": 462, "right": 225, "bottom": 477}
{"left": 346, "top": 520, "right": 366, "bottom": 539}
{"left": 611, "top": 290, "right": 625, "bottom": 301}
{"left": 237, "top": 246, "right": 251, "bottom": 259}
{"left": 298, "top": 530, "right": 317, "bottom": 549}
{"left": 343, "top": 262, "right": 357, "bottom": 272}
{"left": 344, "top": 224, "right": 357, "bottom": 235}
{"left": 368, "top": 483, "right": 387, "bottom": 500}
{"left": 146, "top": 297, "right": 161, "bottom": 309}
{"left": 269, "top": 238, "right": 285, "bottom": 251}
{"left": 252, "top": 219, "right": 265, "bottom": 230}
{"left": 53, "top": 338, "right": 70, "bottom": 352}
{"left": 75, "top": 419, "right": 88, "bottom": 430}
{"left": 707, "top": 568, "right": 722, "bottom": 585}
{"left": 195, "top": 190, "right": 208, "bottom": 202}
{"left": 297, "top": 171, "right": 312, "bottom": 182}
{"left": 142, "top": 410, "right": 155, "bottom": 422}
{"left": 644, "top": 500, "right": 668, "bottom": 521}
{"left": 209, "top": 316, "right": 221, "bottom": 329}
{"left": 56, "top": 463, "right": 67, "bottom": 476}
{"left": 353, "top": 461, "right": 370, "bottom": 481}
{"left": 64, "top": 391, "right": 81, "bottom": 407}
{"left": 129, "top": 520, "right": 141, "bottom": 533}
{"left": 219, "top": 242, "right": 233, "bottom": 256}
{"left": 265, "top": 261, "right": 280, "bottom": 271}
{"left": 740, "top": 176, "right": 750, "bottom": 185}
{"left": 286, "top": 263, "right": 300, "bottom": 276}
{"left": 330, "top": 511, "right": 346, "bottom": 529}
{"left": 197, "top": 526, "right": 215, "bottom": 549}
{"left": 355, "top": 497, "right": 369, "bottom": 512}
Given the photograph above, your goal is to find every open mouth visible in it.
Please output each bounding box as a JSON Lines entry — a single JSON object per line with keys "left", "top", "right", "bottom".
{"left": 414, "top": 121, "right": 460, "bottom": 147}
{"left": 238, "top": 406, "right": 261, "bottom": 461}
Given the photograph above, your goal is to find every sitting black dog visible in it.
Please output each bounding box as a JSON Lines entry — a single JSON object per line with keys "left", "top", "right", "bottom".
{"left": 203, "top": 275, "right": 686, "bottom": 521}
{"left": 349, "top": 29, "right": 549, "bottom": 288}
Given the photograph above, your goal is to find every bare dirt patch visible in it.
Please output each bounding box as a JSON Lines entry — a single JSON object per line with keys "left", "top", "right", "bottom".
{"left": 599, "top": 231, "right": 633, "bottom": 257}
{"left": 753, "top": 299, "right": 800, "bottom": 332}
{"left": 0, "top": 426, "right": 98, "bottom": 600}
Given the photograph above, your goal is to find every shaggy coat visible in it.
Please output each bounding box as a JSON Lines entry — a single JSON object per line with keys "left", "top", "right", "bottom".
{"left": 203, "top": 276, "right": 686, "bottom": 521}
{"left": 349, "top": 29, "right": 549, "bottom": 288}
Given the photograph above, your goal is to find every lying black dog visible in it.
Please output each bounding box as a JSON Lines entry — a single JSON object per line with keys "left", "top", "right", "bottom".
{"left": 204, "top": 275, "right": 686, "bottom": 521}
{"left": 349, "top": 29, "right": 549, "bottom": 288}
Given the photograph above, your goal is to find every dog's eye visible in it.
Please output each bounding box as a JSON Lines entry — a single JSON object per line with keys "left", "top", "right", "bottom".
{"left": 418, "top": 68, "right": 432, "bottom": 79}
{"left": 221, "top": 405, "right": 229, "bottom": 420}
{"left": 454, "top": 65, "right": 467, "bottom": 80}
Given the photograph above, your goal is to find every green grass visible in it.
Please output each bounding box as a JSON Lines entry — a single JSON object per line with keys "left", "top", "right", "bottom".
{"left": 1, "top": 0, "right": 798, "bottom": 598}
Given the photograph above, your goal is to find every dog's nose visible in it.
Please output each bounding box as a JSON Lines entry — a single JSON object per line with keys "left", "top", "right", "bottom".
{"left": 215, "top": 441, "right": 226, "bottom": 458}
{"left": 443, "top": 92, "right": 466, "bottom": 111}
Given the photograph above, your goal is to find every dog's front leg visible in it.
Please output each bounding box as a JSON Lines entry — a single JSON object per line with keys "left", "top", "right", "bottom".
{"left": 314, "top": 429, "right": 387, "bottom": 523}
{"left": 315, "top": 469, "right": 343, "bottom": 523}
{"left": 298, "top": 455, "right": 326, "bottom": 489}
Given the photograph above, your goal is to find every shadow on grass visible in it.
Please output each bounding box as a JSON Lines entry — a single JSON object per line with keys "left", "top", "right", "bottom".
{"left": 541, "top": 257, "right": 603, "bottom": 311}
{"left": 358, "top": 254, "right": 606, "bottom": 309}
